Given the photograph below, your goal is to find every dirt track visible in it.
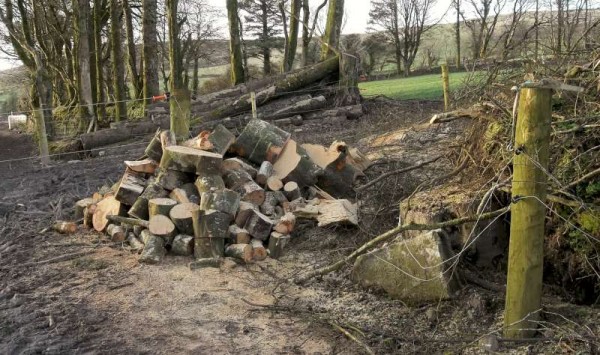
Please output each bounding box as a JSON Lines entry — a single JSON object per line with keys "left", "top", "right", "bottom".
{"left": 1, "top": 102, "right": 598, "bottom": 354}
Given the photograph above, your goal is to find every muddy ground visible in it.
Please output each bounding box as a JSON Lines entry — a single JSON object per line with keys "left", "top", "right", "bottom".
{"left": 1, "top": 101, "right": 598, "bottom": 354}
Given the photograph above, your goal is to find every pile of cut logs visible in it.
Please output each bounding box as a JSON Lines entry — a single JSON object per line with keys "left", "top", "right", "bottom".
{"left": 72, "top": 119, "right": 368, "bottom": 266}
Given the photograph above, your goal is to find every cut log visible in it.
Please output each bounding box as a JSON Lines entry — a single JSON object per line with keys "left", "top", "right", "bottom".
{"left": 199, "top": 190, "right": 240, "bottom": 216}
{"left": 347, "top": 147, "right": 372, "bottom": 172}
{"left": 225, "top": 244, "right": 253, "bottom": 263}
{"left": 273, "top": 115, "right": 303, "bottom": 127}
{"left": 79, "top": 127, "right": 130, "bottom": 151}
{"left": 243, "top": 209, "right": 273, "bottom": 241}
{"left": 268, "top": 232, "right": 291, "bottom": 259}
{"left": 229, "top": 225, "right": 251, "bottom": 244}
{"left": 272, "top": 139, "right": 322, "bottom": 186}
{"left": 283, "top": 181, "right": 301, "bottom": 201}
{"left": 148, "top": 214, "right": 177, "bottom": 240}
{"left": 208, "top": 124, "right": 235, "bottom": 156}
{"left": 222, "top": 158, "right": 258, "bottom": 178}
{"left": 83, "top": 203, "right": 96, "bottom": 228}
{"left": 266, "top": 176, "right": 284, "bottom": 191}
{"left": 316, "top": 199, "right": 358, "bottom": 227}
{"left": 223, "top": 168, "right": 265, "bottom": 205}
{"left": 126, "top": 232, "right": 145, "bottom": 252}
{"left": 107, "top": 215, "right": 150, "bottom": 228}
{"left": 189, "top": 257, "right": 222, "bottom": 269}
{"left": 160, "top": 146, "right": 222, "bottom": 174}
{"left": 139, "top": 233, "right": 167, "bottom": 264}
{"left": 52, "top": 221, "right": 78, "bottom": 234}
{"left": 145, "top": 130, "right": 164, "bottom": 161}
{"left": 303, "top": 105, "right": 364, "bottom": 120}
{"left": 115, "top": 172, "right": 147, "bottom": 206}
{"left": 160, "top": 130, "right": 177, "bottom": 148}
{"left": 171, "top": 234, "right": 194, "bottom": 256}
{"left": 195, "top": 173, "right": 225, "bottom": 193}
{"left": 128, "top": 182, "right": 169, "bottom": 220}
{"left": 271, "top": 191, "right": 288, "bottom": 205}
{"left": 125, "top": 159, "right": 158, "bottom": 174}
{"left": 192, "top": 209, "right": 231, "bottom": 259}
{"left": 260, "top": 192, "right": 277, "bottom": 216}
{"left": 251, "top": 239, "right": 267, "bottom": 261}
{"left": 261, "top": 95, "right": 327, "bottom": 121}
{"left": 106, "top": 224, "right": 126, "bottom": 242}
{"left": 169, "top": 183, "right": 200, "bottom": 204}
{"left": 274, "top": 212, "right": 296, "bottom": 234}
{"left": 140, "top": 229, "right": 153, "bottom": 244}
{"left": 156, "top": 169, "right": 193, "bottom": 191}
{"left": 74, "top": 198, "right": 94, "bottom": 220}
{"left": 257, "top": 161, "right": 274, "bottom": 186}
{"left": 169, "top": 202, "right": 198, "bottom": 235}
{"left": 182, "top": 130, "right": 213, "bottom": 150}
{"left": 235, "top": 201, "right": 257, "bottom": 227}
{"left": 93, "top": 196, "right": 124, "bottom": 232}
{"left": 148, "top": 198, "right": 177, "bottom": 218}
{"left": 230, "top": 119, "right": 291, "bottom": 164}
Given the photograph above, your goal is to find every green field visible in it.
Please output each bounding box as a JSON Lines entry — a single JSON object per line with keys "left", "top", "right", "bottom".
{"left": 359, "top": 71, "right": 479, "bottom": 100}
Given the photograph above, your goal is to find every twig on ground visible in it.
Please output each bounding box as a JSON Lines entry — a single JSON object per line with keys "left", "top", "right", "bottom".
{"left": 329, "top": 321, "right": 375, "bottom": 355}
{"left": 356, "top": 156, "right": 442, "bottom": 193}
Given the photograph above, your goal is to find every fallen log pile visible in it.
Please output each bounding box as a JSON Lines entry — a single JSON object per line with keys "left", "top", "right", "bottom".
{"left": 72, "top": 119, "right": 367, "bottom": 266}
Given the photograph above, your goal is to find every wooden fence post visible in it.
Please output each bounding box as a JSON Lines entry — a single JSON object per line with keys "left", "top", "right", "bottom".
{"left": 441, "top": 64, "right": 450, "bottom": 112}
{"left": 170, "top": 88, "right": 190, "bottom": 143}
{"left": 504, "top": 86, "right": 552, "bottom": 339}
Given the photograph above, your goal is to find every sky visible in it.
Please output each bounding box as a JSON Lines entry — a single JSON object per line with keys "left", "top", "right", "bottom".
{"left": 0, "top": 0, "right": 454, "bottom": 71}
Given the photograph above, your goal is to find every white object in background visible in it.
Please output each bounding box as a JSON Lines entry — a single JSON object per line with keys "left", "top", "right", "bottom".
{"left": 8, "top": 114, "right": 27, "bottom": 130}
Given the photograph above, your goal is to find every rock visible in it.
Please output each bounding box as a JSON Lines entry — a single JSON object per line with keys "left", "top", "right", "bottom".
{"left": 351, "top": 230, "right": 462, "bottom": 305}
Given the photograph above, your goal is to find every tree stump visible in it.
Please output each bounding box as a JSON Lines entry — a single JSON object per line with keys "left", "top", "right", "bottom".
{"left": 148, "top": 198, "right": 177, "bottom": 218}
{"left": 169, "top": 202, "right": 198, "bottom": 235}
{"left": 160, "top": 146, "right": 222, "bottom": 174}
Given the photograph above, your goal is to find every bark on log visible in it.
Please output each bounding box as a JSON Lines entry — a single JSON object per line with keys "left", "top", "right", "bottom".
{"left": 139, "top": 232, "right": 167, "bottom": 264}
{"left": 273, "top": 116, "right": 303, "bottom": 127}
{"left": 260, "top": 192, "right": 278, "bottom": 216}
{"left": 52, "top": 221, "right": 78, "bottom": 234}
{"left": 222, "top": 158, "right": 258, "bottom": 179}
{"left": 148, "top": 198, "right": 177, "bottom": 218}
{"left": 283, "top": 181, "right": 301, "bottom": 201}
{"left": 125, "top": 159, "right": 158, "bottom": 174}
{"left": 199, "top": 190, "right": 241, "bottom": 217}
{"left": 148, "top": 214, "right": 177, "bottom": 240}
{"left": 189, "top": 257, "right": 222, "bottom": 269}
{"left": 302, "top": 142, "right": 361, "bottom": 198}
{"left": 192, "top": 209, "right": 231, "bottom": 259}
{"left": 160, "top": 130, "right": 177, "bottom": 148}
{"left": 268, "top": 232, "right": 290, "bottom": 259}
{"left": 274, "top": 212, "right": 296, "bottom": 234}
{"left": 160, "top": 146, "right": 223, "bottom": 174}
{"left": 106, "top": 224, "right": 126, "bottom": 242}
{"left": 80, "top": 119, "right": 170, "bottom": 151}
{"left": 93, "top": 196, "right": 124, "bottom": 232}
{"left": 229, "top": 225, "right": 251, "bottom": 244}
{"left": 195, "top": 173, "right": 225, "bottom": 193}
{"left": 303, "top": 104, "right": 363, "bottom": 120}
{"left": 273, "top": 139, "right": 322, "bottom": 186}
{"left": 127, "top": 232, "right": 145, "bottom": 252}
{"left": 259, "top": 95, "right": 327, "bottom": 121}
{"left": 230, "top": 119, "right": 291, "bottom": 164}
{"left": 266, "top": 176, "right": 284, "bottom": 191}
{"left": 156, "top": 169, "right": 193, "bottom": 191}
{"left": 116, "top": 172, "right": 147, "bottom": 206}
{"left": 128, "top": 182, "right": 169, "bottom": 220}
{"left": 107, "top": 215, "right": 150, "bottom": 228}
{"left": 225, "top": 244, "right": 253, "bottom": 263}
{"left": 257, "top": 161, "right": 274, "bottom": 186}
{"left": 169, "top": 202, "right": 199, "bottom": 235}
{"left": 223, "top": 168, "right": 265, "bottom": 205}
{"left": 235, "top": 201, "right": 257, "bottom": 228}
{"left": 243, "top": 209, "right": 273, "bottom": 241}
{"left": 251, "top": 239, "right": 267, "bottom": 261}
{"left": 171, "top": 234, "right": 194, "bottom": 256}
{"left": 83, "top": 203, "right": 96, "bottom": 228}
{"left": 208, "top": 124, "right": 235, "bottom": 156}
{"left": 169, "top": 183, "right": 200, "bottom": 204}
{"left": 145, "top": 130, "right": 164, "bottom": 161}
{"left": 74, "top": 198, "right": 94, "bottom": 220}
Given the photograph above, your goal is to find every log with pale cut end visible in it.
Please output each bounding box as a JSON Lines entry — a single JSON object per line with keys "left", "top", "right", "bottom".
{"left": 127, "top": 232, "right": 145, "bottom": 252}
{"left": 199, "top": 190, "right": 240, "bottom": 216}
{"left": 223, "top": 168, "right": 265, "bottom": 205}
{"left": 283, "top": 181, "right": 301, "bottom": 201}
{"left": 208, "top": 124, "right": 235, "bottom": 156}
{"left": 272, "top": 139, "right": 322, "bottom": 186}
{"left": 229, "top": 225, "right": 251, "bottom": 244}
{"left": 160, "top": 146, "right": 223, "bottom": 174}
{"left": 260, "top": 192, "right": 277, "bottom": 216}
{"left": 192, "top": 208, "right": 231, "bottom": 259}
{"left": 128, "top": 182, "right": 169, "bottom": 220}
{"left": 316, "top": 199, "right": 359, "bottom": 227}
{"left": 93, "top": 196, "right": 124, "bottom": 232}
{"left": 156, "top": 168, "right": 193, "bottom": 191}
{"left": 274, "top": 212, "right": 296, "bottom": 234}
{"left": 83, "top": 204, "right": 96, "bottom": 228}
{"left": 148, "top": 214, "right": 177, "bottom": 240}
{"left": 189, "top": 257, "right": 222, "bottom": 269}
{"left": 222, "top": 158, "right": 258, "bottom": 178}
{"left": 124, "top": 159, "right": 158, "bottom": 174}
{"left": 115, "top": 172, "right": 147, "bottom": 206}
{"left": 225, "top": 244, "right": 254, "bottom": 263}
{"left": 235, "top": 201, "right": 257, "bottom": 227}
{"left": 74, "top": 198, "right": 94, "bottom": 220}
{"left": 145, "top": 130, "right": 164, "bottom": 161}
{"left": 195, "top": 173, "right": 225, "bottom": 193}
{"left": 182, "top": 130, "right": 213, "bottom": 150}
{"left": 139, "top": 233, "right": 167, "bottom": 264}
{"left": 257, "top": 161, "right": 274, "bottom": 186}
{"left": 169, "top": 202, "right": 198, "bottom": 235}
{"left": 251, "top": 239, "right": 267, "bottom": 261}
{"left": 243, "top": 209, "right": 273, "bottom": 241}
{"left": 92, "top": 192, "right": 103, "bottom": 204}
{"left": 52, "top": 221, "right": 78, "bottom": 234}
{"left": 171, "top": 234, "right": 194, "bottom": 256}
{"left": 230, "top": 119, "right": 291, "bottom": 164}
{"left": 169, "top": 183, "right": 200, "bottom": 204}
{"left": 268, "top": 232, "right": 291, "bottom": 259}
{"left": 148, "top": 198, "right": 177, "bottom": 218}
{"left": 266, "top": 176, "right": 284, "bottom": 191}
{"left": 106, "top": 224, "right": 126, "bottom": 242}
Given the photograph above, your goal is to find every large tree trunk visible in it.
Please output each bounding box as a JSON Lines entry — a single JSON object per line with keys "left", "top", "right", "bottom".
{"left": 320, "top": 0, "right": 344, "bottom": 61}
{"left": 124, "top": 0, "right": 142, "bottom": 99}
{"left": 93, "top": 0, "right": 106, "bottom": 122}
{"left": 192, "top": 56, "right": 200, "bottom": 93}
{"left": 75, "top": 0, "right": 96, "bottom": 133}
{"left": 261, "top": 0, "right": 271, "bottom": 75}
{"left": 110, "top": 0, "right": 127, "bottom": 122}
{"left": 283, "top": 0, "right": 301, "bottom": 72}
{"left": 142, "top": 0, "right": 160, "bottom": 106}
{"left": 227, "top": 0, "right": 245, "bottom": 85}
{"left": 455, "top": 0, "right": 461, "bottom": 68}
{"left": 301, "top": 0, "right": 310, "bottom": 67}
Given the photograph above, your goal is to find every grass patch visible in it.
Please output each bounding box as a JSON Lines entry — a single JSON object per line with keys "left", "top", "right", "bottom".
{"left": 359, "top": 71, "right": 480, "bottom": 100}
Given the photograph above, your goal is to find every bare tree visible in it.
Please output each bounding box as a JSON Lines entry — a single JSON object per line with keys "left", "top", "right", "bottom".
{"left": 227, "top": 0, "right": 245, "bottom": 84}
{"left": 461, "top": 0, "right": 506, "bottom": 59}
{"left": 320, "top": 0, "right": 344, "bottom": 60}
{"left": 300, "top": 0, "right": 328, "bottom": 67}
{"left": 142, "top": 0, "right": 160, "bottom": 106}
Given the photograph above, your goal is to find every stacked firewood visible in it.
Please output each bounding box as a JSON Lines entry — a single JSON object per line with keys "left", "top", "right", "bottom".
{"left": 73, "top": 119, "right": 368, "bottom": 266}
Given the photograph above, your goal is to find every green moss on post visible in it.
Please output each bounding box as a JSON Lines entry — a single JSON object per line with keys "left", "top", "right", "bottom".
{"left": 504, "top": 87, "right": 552, "bottom": 339}
{"left": 170, "top": 88, "right": 190, "bottom": 143}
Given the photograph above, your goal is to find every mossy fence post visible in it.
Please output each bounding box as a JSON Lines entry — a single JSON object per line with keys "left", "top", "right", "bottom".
{"left": 503, "top": 86, "right": 552, "bottom": 339}
{"left": 441, "top": 64, "right": 450, "bottom": 111}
